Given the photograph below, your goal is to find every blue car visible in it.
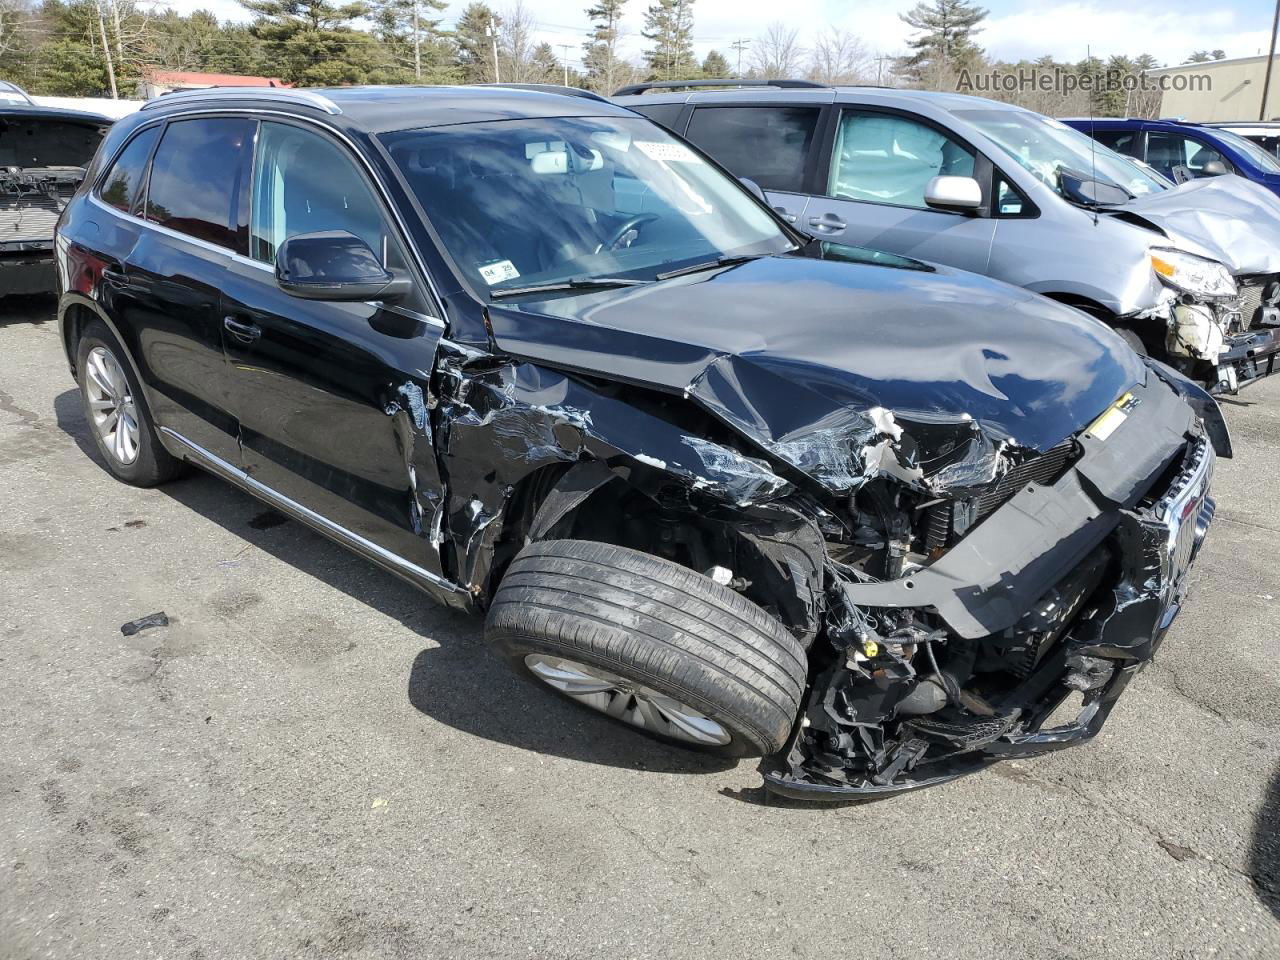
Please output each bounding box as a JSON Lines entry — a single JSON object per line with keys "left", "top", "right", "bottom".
{"left": 1064, "top": 117, "right": 1280, "bottom": 198}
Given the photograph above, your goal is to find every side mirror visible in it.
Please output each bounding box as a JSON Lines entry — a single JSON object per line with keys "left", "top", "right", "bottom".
{"left": 924, "top": 175, "right": 983, "bottom": 213}
{"left": 739, "top": 177, "right": 766, "bottom": 202}
{"left": 1199, "top": 159, "right": 1229, "bottom": 177}
{"left": 275, "top": 230, "right": 411, "bottom": 303}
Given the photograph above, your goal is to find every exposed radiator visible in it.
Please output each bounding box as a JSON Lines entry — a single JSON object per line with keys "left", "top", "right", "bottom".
{"left": 1236, "top": 276, "right": 1279, "bottom": 330}
{"left": 924, "top": 439, "right": 1077, "bottom": 552}
{"left": 1, "top": 197, "right": 63, "bottom": 243}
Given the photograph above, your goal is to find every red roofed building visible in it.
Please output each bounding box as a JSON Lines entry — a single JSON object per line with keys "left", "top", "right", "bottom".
{"left": 140, "top": 70, "right": 291, "bottom": 100}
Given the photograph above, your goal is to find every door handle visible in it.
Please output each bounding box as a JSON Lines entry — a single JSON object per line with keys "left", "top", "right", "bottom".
{"left": 807, "top": 215, "right": 847, "bottom": 233}
{"left": 772, "top": 207, "right": 798, "bottom": 223}
{"left": 223, "top": 316, "right": 262, "bottom": 343}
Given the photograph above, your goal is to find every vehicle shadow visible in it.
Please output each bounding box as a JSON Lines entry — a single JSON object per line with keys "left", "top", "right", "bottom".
{"left": 1251, "top": 762, "right": 1280, "bottom": 919}
{"left": 0, "top": 294, "right": 56, "bottom": 325}
{"left": 53, "top": 388, "right": 735, "bottom": 778}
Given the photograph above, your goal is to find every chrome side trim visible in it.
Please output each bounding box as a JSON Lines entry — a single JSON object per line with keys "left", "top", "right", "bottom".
{"left": 159, "top": 427, "right": 469, "bottom": 601}
{"left": 140, "top": 88, "right": 342, "bottom": 115}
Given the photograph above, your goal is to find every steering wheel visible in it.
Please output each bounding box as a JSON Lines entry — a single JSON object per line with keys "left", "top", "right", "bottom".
{"left": 601, "top": 213, "right": 659, "bottom": 252}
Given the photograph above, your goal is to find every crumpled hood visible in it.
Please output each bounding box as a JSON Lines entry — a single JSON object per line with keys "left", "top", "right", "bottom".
{"left": 1119, "top": 176, "right": 1280, "bottom": 275}
{"left": 487, "top": 255, "right": 1147, "bottom": 496}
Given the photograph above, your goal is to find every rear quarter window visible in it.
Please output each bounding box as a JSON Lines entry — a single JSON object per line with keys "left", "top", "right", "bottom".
{"left": 99, "top": 125, "right": 161, "bottom": 215}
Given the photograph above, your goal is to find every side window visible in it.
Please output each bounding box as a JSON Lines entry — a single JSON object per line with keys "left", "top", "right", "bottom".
{"left": 250, "top": 121, "right": 404, "bottom": 271}
{"left": 99, "top": 125, "right": 161, "bottom": 215}
{"left": 827, "top": 111, "right": 976, "bottom": 210}
{"left": 1184, "top": 138, "right": 1228, "bottom": 176}
{"left": 146, "top": 118, "right": 254, "bottom": 252}
{"left": 1093, "top": 129, "right": 1141, "bottom": 158}
{"left": 1143, "top": 132, "right": 1229, "bottom": 181}
{"left": 684, "top": 106, "right": 821, "bottom": 193}
{"left": 631, "top": 103, "right": 684, "bottom": 133}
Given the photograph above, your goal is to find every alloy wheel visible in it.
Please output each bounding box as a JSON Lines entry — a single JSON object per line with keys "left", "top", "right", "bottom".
{"left": 83, "top": 345, "right": 140, "bottom": 465}
{"left": 524, "top": 653, "right": 732, "bottom": 746}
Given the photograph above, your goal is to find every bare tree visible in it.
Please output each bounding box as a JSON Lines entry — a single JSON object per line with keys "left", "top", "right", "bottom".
{"left": 750, "top": 22, "right": 804, "bottom": 79}
{"left": 0, "top": 0, "right": 35, "bottom": 62}
{"left": 498, "top": 0, "right": 537, "bottom": 83}
{"left": 807, "top": 28, "right": 871, "bottom": 84}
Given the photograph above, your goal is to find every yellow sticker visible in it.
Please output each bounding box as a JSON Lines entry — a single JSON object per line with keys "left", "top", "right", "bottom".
{"left": 1088, "top": 392, "right": 1137, "bottom": 441}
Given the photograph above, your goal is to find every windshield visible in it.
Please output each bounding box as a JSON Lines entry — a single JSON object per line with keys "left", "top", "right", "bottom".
{"left": 956, "top": 109, "right": 1167, "bottom": 200}
{"left": 1209, "top": 127, "right": 1280, "bottom": 172}
{"left": 380, "top": 116, "right": 794, "bottom": 296}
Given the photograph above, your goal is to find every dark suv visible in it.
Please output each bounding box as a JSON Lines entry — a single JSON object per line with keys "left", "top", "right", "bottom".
{"left": 56, "top": 85, "right": 1222, "bottom": 799}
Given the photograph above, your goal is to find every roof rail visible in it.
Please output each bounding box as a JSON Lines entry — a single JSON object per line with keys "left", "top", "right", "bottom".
{"left": 612, "top": 78, "right": 827, "bottom": 97}
{"left": 481, "top": 82, "right": 612, "bottom": 104}
{"left": 140, "top": 87, "right": 342, "bottom": 115}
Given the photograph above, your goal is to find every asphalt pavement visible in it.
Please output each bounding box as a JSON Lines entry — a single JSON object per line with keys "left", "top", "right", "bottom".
{"left": 1, "top": 295, "right": 1277, "bottom": 959}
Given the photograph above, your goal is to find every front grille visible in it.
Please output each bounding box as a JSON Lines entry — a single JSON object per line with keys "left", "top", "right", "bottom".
{"left": 923, "top": 439, "right": 1078, "bottom": 552}
{"left": 1152, "top": 435, "right": 1214, "bottom": 586}
{"left": 1, "top": 197, "right": 62, "bottom": 242}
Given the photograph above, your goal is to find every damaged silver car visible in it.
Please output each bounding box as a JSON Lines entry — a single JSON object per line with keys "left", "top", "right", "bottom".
{"left": 57, "top": 86, "right": 1226, "bottom": 798}
{"left": 615, "top": 83, "right": 1280, "bottom": 393}
{"left": 2, "top": 102, "right": 110, "bottom": 297}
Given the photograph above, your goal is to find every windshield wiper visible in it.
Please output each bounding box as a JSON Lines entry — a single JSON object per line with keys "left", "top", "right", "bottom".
{"left": 655, "top": 254, "right": 763, "bottom": 281}
{"left": 488, "top": 277, "right": 648, "bottom": 299}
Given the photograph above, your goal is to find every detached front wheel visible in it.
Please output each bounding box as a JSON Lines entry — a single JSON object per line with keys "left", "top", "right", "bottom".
{"left": 486, "top": 540, "right": 808, "bottom": 757}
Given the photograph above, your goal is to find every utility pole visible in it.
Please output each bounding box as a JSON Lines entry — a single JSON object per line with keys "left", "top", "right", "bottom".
{"left": 1262, "top": 0, "right": 1280, "bottom": 120}
{"left": 96, "top": 0, "right": 118, "bottom": 100}
{"left": 731, "top": 38, "right": 750, "bottom": 78}
{"left": 487, "top": 18, "right": 500, "bottom": 84}
{"left": 559, "top": 43, "right": 571, "bottom": 86}
{"left": 874, "top": 55, "right": 893, "bottom": 86}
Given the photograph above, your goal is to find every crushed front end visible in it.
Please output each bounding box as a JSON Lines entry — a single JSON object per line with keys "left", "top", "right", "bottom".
{"left": 763, "top": 373, "right": 1217, "bottom": 800}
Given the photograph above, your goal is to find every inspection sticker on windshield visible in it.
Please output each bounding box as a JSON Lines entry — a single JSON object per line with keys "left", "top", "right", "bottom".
{"left": 478, "top": 259, "right": 520, "bottom": 285}
{"left": 1087, "top": 392, "right": 1140, "bottom": 440}
{"left": 635, "top": 140, "right": 701, "bottom": 164}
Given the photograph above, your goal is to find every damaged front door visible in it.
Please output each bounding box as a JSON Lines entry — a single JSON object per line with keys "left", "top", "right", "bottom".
{"left": 218, "top": 119, "right": 450, "bottom": 577}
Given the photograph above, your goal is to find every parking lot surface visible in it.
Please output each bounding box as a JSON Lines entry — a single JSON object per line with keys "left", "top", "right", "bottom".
{"left": 1, "top": 296, "right": 1277, "bottom": 960}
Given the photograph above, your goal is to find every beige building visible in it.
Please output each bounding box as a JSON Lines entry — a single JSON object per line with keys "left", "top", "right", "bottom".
{"left": 1147, "top": 55, "right": 1280, "bottom": 122}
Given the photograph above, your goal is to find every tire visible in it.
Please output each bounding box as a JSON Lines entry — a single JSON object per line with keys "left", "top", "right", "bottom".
{"left": 76, "top": 320, "right": 183, "bottom": 487}
{"left": 486, "top": 540, "right": 808, "bottom": 757}
{"left": 1113, "top": 325, "right": 1149, "bottom": 357}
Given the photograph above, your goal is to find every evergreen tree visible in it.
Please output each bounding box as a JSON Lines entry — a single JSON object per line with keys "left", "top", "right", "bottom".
{"left": 642, "top": 0, "right": 696, "bottom": 81}
{"left": 898, "top": 0, "right": 987, "bottom": 87}
{"left": 240, "top": 0, "right": 382, "bottom": 86}
{"left": 582, "top": 0, "right": 626, "bottom": 93}
{"left": 453, "top": 2, "right": 499, "bottom": 83}
{"left": 369, "top": 0, "right": 454, "bottom": 82}
{"left": 701, "top": 48, "right": 729, "bottom": 78}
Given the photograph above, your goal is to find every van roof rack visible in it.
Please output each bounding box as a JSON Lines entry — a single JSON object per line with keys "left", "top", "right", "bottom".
{"left": 140, "top": 87, "right": 342, "bottom": 116}
{"left": 612, "top": 78, "right": 827, "bottom": 97}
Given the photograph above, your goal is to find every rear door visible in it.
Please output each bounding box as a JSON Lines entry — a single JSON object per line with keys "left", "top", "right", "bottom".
{"left": 681, "top": 103, "right": 824, "bottom": 226}
{"left": 804, "top": 107, "right": 997, "bottom": 274}
{"left": 112, "top": 116, "right": 254, "bottom": 466}
{"left": 218, "top": 119, "right": 450, "bottom": 575}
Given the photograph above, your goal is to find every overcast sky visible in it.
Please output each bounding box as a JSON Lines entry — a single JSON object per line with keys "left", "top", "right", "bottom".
{"left": 167, "top": 0, "right": 1280, "bottom": 72}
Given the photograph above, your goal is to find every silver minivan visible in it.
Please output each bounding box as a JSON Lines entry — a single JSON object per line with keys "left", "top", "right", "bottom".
{"left": 614, "top": 82, "right": 1280, "bottom": 392}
